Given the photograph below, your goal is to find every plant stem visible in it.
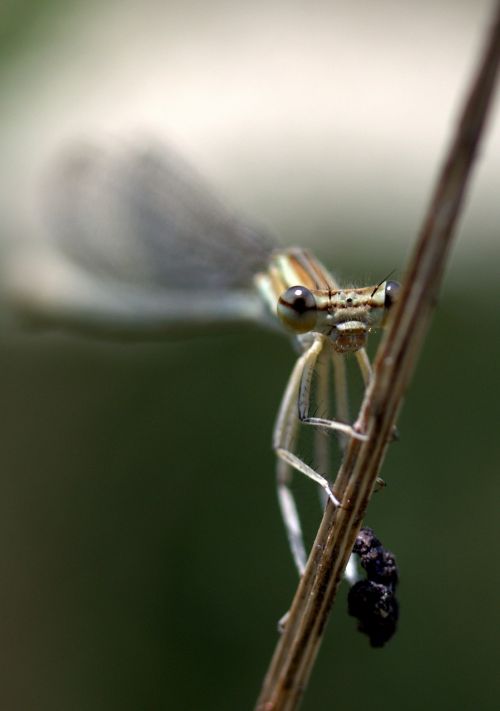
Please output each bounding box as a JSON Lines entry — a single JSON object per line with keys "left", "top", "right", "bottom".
{"left": 255, "top": 3, "right": 500, "bottom": 710}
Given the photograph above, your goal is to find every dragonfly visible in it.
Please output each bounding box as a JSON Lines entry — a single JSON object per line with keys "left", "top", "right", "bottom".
{"left": 3, "top": 140, "right": 400, "bottom": 575}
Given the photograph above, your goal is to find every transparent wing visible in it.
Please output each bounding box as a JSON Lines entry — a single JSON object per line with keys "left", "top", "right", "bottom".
{"left": 4, "top": 141, "right": 277, "bottom": 337}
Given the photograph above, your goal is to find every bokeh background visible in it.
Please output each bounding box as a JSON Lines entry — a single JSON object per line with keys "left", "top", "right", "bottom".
{"left": 1, "top": 1, "right": 499, "bottom": 710}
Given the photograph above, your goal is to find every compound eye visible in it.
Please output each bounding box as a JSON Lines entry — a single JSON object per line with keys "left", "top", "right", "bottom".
{"left": 277, "top": 286, "right": 318, "bottom": 333}
{"left": 384, "top": 280, "right": 401, "bottom": 309}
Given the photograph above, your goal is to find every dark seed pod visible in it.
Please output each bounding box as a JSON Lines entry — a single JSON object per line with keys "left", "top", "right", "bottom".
{"left": 348, "top": 579, "right": 399, "bottom": 648}
{"left": 348, "top": 527, "right": 399, "bottom": 647}
{"left": 353, "top": 527, "right": 399, "bottom": 588}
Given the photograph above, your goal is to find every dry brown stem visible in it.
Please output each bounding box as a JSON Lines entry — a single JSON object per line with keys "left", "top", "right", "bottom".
{"left": 255, "top": 4, "right": 500, "bottom": 710}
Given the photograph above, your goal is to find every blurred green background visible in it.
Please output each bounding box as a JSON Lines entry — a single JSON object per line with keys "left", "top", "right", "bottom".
{"left": 1, "top": 2, "right": 499, "bottom": 710}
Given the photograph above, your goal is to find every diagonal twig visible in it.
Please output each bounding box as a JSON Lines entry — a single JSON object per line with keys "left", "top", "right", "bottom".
{"left": 255, "top": 3, "right": 500, "bottom": 710}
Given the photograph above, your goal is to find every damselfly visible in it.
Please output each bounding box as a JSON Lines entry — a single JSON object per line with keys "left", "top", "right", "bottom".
{"left": 3, "top": 141, "right": 400, "bottom": 574}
